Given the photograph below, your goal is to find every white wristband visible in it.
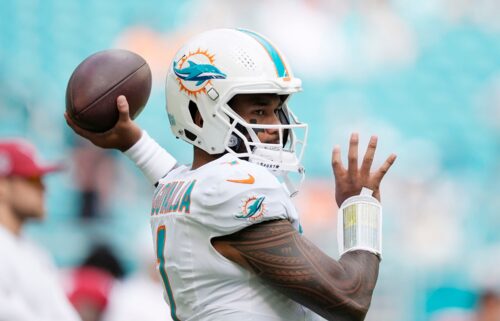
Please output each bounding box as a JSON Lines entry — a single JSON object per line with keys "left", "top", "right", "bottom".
{"left": 338, "top": 187, "right": 382, "bottom": 259}
{"left": 124, "top": 130, "right": 177, "bottom": 184}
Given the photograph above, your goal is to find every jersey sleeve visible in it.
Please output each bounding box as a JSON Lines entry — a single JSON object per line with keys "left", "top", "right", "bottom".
{"left": 193, "top": 160, "right": 299, "bottom": 237}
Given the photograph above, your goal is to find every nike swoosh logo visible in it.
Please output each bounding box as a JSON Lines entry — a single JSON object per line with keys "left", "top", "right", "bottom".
{"left": 226, "top": 174, "right": 255, "bottom": 184}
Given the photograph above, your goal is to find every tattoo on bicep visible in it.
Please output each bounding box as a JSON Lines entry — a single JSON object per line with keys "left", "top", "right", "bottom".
{"left": 220, "top": 220, "right": 380, "bottom": 319}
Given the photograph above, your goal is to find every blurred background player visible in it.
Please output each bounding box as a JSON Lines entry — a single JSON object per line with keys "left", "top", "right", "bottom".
{"left": 64, "top": 243, "right": 124, "bottom": 321}
{"left": 0, "top": 139, "right": 80, "bottom": 321}
{"left": 66, "top": 28, "right": 396, "bottom": 320}
{"left": 70, "top": 138, "right": 117, "bottom": 221}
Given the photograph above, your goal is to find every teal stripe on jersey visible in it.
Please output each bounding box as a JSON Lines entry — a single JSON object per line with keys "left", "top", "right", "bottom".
{"left": 157, "top": 227, "right": 180, "bottom": 321}
{"left": 238, "top": 29, "right": 288, "bottom": 78}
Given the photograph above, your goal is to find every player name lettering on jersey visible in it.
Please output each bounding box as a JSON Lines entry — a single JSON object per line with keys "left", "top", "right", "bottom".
{"left": 151, "top": 180, "right": 196, "bottom": 215}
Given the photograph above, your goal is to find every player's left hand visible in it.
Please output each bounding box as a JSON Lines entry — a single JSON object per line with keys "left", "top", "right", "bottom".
{"left": 332, "top": 133, "right": 397, "bottom": 207}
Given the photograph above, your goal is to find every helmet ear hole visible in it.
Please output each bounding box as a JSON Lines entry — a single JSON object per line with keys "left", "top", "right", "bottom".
{"left": 184, "top": 130, "right": 197, "bottom": 142}
{"left": 189, "top": 100, "right": 203, "bottom": 128}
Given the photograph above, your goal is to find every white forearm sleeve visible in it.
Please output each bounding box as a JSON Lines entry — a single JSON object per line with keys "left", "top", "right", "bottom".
{"left": 338, "top": 187, "right": 382, "bottom": 259}
{"left": 124, "top": 130, "right": 177, "bottom": 184}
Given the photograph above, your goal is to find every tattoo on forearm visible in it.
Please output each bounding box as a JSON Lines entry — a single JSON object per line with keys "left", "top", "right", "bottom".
{"left": 213, "top": 220, "right": 380, "bottom": 321}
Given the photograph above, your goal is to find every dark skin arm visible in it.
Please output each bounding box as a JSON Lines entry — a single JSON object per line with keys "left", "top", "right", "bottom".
{"left": 213, "top": 220, "right": 378, "bottom": 320}
{"left": 213, "top": 134, "right": 397, "bottom": 321}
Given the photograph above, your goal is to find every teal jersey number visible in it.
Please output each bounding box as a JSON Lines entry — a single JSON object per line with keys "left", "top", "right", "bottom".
{"left": 156, "top": 225, "right": 180, "bottom": 321}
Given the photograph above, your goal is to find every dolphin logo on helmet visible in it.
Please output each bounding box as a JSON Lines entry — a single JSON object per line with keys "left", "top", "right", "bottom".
{"left": 173, "top": 60, "right": 227, "bottom": 86}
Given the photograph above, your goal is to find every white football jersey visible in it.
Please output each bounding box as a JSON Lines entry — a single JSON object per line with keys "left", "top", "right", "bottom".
{"left": 150, "top": 153, "right": 325, "bottom": 321}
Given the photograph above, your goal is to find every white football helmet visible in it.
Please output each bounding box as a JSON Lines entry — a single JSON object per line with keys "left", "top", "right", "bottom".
{"left": 165, "top": 28, "right": 308, "bottom": 194}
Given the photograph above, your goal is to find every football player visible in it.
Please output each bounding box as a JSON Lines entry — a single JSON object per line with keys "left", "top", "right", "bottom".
{"left": 66, "top": 28, "right": 396, "bottom": 321}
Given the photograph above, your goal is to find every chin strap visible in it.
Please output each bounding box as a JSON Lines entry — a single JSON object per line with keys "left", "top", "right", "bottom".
{"left": 247, "top": 147, "right": 305, "bottom": 198}
{"left": 249, "top": 147, "right": 303, "bottom": 173}
{"left": 281, "top": 170, "right": 305, "bottom": 198}
{"left": 337, "top": 187, "right": 382, "bottom": 260}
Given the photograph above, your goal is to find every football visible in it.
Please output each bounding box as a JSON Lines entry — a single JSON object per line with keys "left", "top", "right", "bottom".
{"left": 66, "top": 49, "right": 152, "bottom": 132}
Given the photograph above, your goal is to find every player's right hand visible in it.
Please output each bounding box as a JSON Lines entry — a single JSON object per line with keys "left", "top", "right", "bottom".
{"left": 65, "top": 95, "right": 143, "bottom": 152}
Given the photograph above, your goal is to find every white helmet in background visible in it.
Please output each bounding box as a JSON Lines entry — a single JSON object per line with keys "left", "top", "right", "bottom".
{"left": 165, "top": 28, "right": 308, "bottom": 192}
